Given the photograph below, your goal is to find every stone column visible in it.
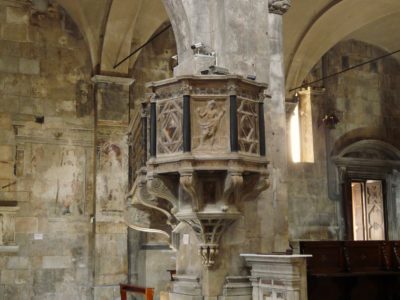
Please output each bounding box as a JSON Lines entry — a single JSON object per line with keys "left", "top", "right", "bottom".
{"left": 91, "top": 75, "right": 134, "bottom": 299}
{"left": 241, "top": 254, "right": 310, "bottom": 300}
{"left": 262, "top": 0, "right": 291, "bottom": 252}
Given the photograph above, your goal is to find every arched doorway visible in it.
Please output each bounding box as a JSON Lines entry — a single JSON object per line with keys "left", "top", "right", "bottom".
{"left": 333, "top": 140, "right": 400, "bottom": 240}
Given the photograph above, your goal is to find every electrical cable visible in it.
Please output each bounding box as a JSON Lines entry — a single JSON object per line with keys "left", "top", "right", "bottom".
{"left": 289, "top": 48, "right": 400, "bottom": 92}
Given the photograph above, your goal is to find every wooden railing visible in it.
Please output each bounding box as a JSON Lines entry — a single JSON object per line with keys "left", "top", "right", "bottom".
{"left": 300, "top": 241, "right": 400, "bottom": 275}
{"left": 120, "top": 283, "right": 154, "bottom": 300}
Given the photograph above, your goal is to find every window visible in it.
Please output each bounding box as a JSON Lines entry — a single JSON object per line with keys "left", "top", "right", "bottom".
{"left": 289, "top": 88, "right": 314, "bottom": 163}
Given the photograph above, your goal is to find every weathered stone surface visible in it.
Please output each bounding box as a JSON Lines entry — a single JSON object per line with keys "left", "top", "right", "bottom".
{"left": 42, "top": 256, "right": 73, "bottom": 269}
{"left": 19, "top": 58, "right": 40, "bottom": 75}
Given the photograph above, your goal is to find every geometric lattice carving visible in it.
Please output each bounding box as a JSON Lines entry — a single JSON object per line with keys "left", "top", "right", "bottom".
{"left": 237, "top": 99, "right": 259, "bottom": 154}
{"left": 158, "top": 99, "right": 183, "bottom": 154}
{"left": 365, "top": 181, "right": 385, "bottom": 240}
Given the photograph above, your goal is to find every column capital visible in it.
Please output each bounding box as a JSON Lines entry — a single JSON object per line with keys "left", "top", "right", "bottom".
{"left": 269, "top": 0, "right": 291, "bottom": 15}
{"left": 91, "top": 75, "right": 134, "bottom": 86}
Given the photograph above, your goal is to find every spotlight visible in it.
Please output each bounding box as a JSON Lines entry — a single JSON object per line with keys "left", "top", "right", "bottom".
{"left": 209, "top": 65, "right": 229, "bottom": 75}
{"left": 191, "top": 42, "right": 204, "bottom": 50}
{"left": 247, "top": 75, "right": 256, "bottom": 81}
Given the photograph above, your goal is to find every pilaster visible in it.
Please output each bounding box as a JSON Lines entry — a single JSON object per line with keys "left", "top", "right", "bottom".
{"left": 262, "top": 0, "right": 291, "bottom": 253}
{"left": 91, "top": 75, "right": 134, "bottom": 299}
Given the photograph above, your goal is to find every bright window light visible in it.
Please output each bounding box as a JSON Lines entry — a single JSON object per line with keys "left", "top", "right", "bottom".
{"left": 290, "top": 103, "right": 301, "bottom": 163}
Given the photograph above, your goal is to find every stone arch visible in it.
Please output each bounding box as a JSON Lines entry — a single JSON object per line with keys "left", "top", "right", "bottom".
{"left": 335, "top": 139, "right": 400, "bottom": 162}
{"left": 285, "top": 0, "right": 400, "bottom": 93}
{"left": 161, "top": 0, "right": 193, "bottom": 65}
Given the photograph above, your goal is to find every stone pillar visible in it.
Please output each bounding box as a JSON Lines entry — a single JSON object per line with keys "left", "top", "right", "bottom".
{"left": 261, "top": 0, "right": 291, "bottom": 252}
{"left": 91, "top": 75, "right": 134, "bottom": 299}
{"left": 241, "top": 254, "right": 310, "bottom": 300}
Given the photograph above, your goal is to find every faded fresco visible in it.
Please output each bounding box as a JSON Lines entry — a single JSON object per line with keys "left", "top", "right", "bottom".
{"left": 31, "top": 145, "right": 86, "bottom": 216}
{"left": 97, "top": 140, "right": 127, "bottom": 213}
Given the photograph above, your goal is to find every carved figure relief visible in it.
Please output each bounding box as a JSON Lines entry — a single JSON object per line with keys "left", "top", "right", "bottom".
{"left": 158, "top": 99, "right": 183, "bottom": 154}
{"left": 98, "top": 142, "right": 125, "bottom": 212}
{"left": 196, "top": 100, "right": 225, "bottom": 148}
{"left": 237, "top": 99, "right": 259, "bottom": 154}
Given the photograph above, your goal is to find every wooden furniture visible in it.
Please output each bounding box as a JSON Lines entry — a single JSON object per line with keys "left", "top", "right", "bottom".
{"left": 120, "top": 283, "right": 154, "bottom": 300}
{"left": 300, "top": 241, "right": 400, "bottom": 300}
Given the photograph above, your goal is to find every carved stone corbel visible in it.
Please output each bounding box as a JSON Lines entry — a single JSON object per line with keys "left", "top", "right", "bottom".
{"left": 268, "top": 0, "right": 291, "bottom": 15}
{"left": 177, "top": 214, "right": 240, "bottom": 268}
{"left": 133, "top": 174, "right": 177, "bottom": 227}
{"left": 180, "top": 172, "right": 200, "bottom": 211}
{"left": 222, "top": 172, "right": 243, "bottom": 211}
{"left": 147, "top": 175, "right": 178, "bottom": 214}
{"left": 241, "top": 173, "right": 270, "bottom": 202}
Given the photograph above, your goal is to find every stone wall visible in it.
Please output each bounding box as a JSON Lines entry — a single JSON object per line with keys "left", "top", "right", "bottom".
{"left": 0, "top": 1, "right": 94, "bottom": 299}
{"left": 288, "top": 40, "right": 400, "bottom": 241}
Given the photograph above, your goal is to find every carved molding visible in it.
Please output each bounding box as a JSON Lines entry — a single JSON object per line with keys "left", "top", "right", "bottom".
{"left": 242, "top": 173, "right": 270, "bottom": 202}
{"left": 268, "top": 0, "right": 291, "bottom": 15}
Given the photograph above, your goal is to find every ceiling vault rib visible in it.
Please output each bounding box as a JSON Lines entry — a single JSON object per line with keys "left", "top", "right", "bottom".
{"left": 285, "top": 0, "right": 343, "bottom": 78}
{"left": 97, "top": 0, "right": 114, "bottom": 73}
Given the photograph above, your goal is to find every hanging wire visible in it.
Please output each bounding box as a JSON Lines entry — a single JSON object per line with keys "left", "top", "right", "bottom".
{"left": 113, "top": 24, "right": 172, "bottom": 69}
{"left": 289, "top": 48, "right": 400, "bottom": 93}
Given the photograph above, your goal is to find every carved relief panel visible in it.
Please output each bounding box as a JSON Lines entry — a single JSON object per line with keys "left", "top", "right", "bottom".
{"left": 192, "top": 98, "right": 228, "bottom": 152}
{"left": 365, "top": 180, "right": 385, "bottom": 240}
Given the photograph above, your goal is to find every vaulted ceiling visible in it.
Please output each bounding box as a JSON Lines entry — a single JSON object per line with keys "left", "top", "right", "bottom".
{"left": 55, "top": 0, "right": 169, "bottom": 75}
{"left": 53, "top": 0, "right": 400, "bottom": 89}
{"left": 283, "top": 0, "right": 400, "bottom": 93}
